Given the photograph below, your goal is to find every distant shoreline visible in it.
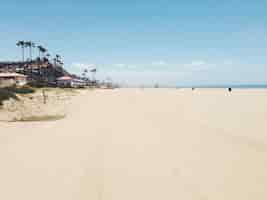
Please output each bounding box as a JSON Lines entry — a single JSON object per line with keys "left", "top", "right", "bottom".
{"left": 177, "top": 84, "right": 267, "bottom": 89}
{"left": 121, "top": 84, "right": 267, "bottom": 89}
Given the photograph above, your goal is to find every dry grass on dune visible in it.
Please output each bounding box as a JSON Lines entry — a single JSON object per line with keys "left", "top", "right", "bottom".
{"left": 10, "top": 114, "right": 66, "bottom": 122}
{"left": 0, "top": 86, "right": 77, "bottom": 122}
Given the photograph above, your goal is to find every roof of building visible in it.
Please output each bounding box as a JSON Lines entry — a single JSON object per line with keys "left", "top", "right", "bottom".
{"left": 0, "top": 73, "right": 27, "bottom": 78}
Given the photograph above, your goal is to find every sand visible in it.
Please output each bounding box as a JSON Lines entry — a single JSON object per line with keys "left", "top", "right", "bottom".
{"left": 0, "top": 88, "right": 267, "bottom": 199}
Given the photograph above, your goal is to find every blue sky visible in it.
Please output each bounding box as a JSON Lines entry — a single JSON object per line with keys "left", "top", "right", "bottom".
{"left": 1, "top": 0, "right": 267, "bottom": 86}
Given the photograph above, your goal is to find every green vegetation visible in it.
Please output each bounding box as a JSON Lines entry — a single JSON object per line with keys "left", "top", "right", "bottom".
{"left": 5, "top": 85, "right": 35, "bottom": 94}
{"left": 0, "top": 88, "right": 18, "bottom": 106}
{"left": 35, "top": 87, "right": 78, "bottom": 95}
{"left": 0, "top": 85, "right": 35, "bottom": 106}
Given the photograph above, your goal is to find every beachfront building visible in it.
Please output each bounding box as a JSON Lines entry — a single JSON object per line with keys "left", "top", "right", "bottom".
{"left": 56, "top": 76, "right": 86, "bottom": 88}
{"left": 0, "top": 73, "right": 27, "bottom": 87}
{"left": 0, "top": 60, "right": 70, "bottom": 86}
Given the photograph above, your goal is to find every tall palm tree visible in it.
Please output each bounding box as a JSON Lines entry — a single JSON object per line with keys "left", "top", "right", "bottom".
{"left": 25, "top": 41, "right": 35, "bottom": 61}
{"left": 56, "top": 54, "right": 61, "bottom": 65}
{"left": 24, "top": 41, "right": 35, "bottom": 78}
{"left": 45, "top": 53, "right": 51, "bottom": 64}
{"left": 42, "top": 48, "right": 47, "bottom": 58}
{"left": 16, "top": 41, "right": 25, "bottom": 62}
{"left": 24, "top": 41, "right": 30, "bottom": 61}
{"left": 37, "top": 45, "right": 42, "bottom": 58}
{"left": 37, "top": 45, "right": 42, "bottom": 76}
{"left": 29, "top": 42, "right": 35, "bottom": 61}
{"left": 36, "top": 45, "right": 47, "bottom": 77}
{"left": 37, "top": 45, "right": 47, "bottom": 59}
{"left": 53, "top": 54, "right": 62, "bottom": 66}
{"left": 90, "top": 68, "right": 97, "bottom": 83}
{"left": 56, "top": 54, "right": 61, "bottom": 59}
{"left": 42, "top": 53, "right": 50, "bottom": 80}
{"left": 53, "top": 58, "right": 57, "bottom": 66}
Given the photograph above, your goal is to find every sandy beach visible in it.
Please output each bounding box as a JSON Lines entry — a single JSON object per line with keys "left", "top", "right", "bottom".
{"left": 1, "top": 88, "right": 267, "bottom": 200}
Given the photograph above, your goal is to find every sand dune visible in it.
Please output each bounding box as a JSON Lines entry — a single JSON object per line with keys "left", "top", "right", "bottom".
{"left": 1, "top": 88, "right": 267, "bottom": 200}
{"left": 0, "top": 88, "right": 76, "bottom": 122}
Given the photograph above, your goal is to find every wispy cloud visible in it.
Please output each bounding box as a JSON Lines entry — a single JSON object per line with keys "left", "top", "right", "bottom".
{"left": 182, "top": 60, "right": 215, "bottom": 72}
{"left": 69, "top": 59, "right": 226, "bottom": 76}
{"left": 113, "top": 63, "right": 138, "bottom": 70}
{"left": 66, "top": 59, "right": 264, "bottom": 86}
{"left": 151, "top": 60, "right": 167, "bottom": 66}
{"left": 114, "top": 63, "right": 127, "bottom": 68}
{"left": 188, "top": 60, "right": 206, "bottom": 67}
{"left": 72, "top": 63, "right": 96, "bottom": 69}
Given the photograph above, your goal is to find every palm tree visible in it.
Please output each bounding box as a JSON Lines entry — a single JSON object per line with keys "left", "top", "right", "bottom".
{"left": 42, "top": 53, "right": 50, "bottom": 80}
{"left": 37, "top": 45, "right": 42, "bottom": 58}
{"left": 82, "top": 69, "right": 88, "bottom": 80}
{"left": 42, "top": 48, "right": 47, "bottom": 58}
{"left": 36, "top": 45, "right": 47, "bottom": 77}
{"left": 90, "top": 68, "right": 97, "bottom": 84}
{"left": 24, "top": 41, "right": 35, "bottom": 78}
{"left": 16, "top": 41, "right": 25, "bottom": 62}
{"left": 45, "top": 53, "right": 51, "bottom": 63}
{"left": 53, "top": 54, "right": 63, "bottom": 67}
{"left": 53, "top": 58, "right": 57, "bottom": 66}
{"left": 29, "top": 42, "right": 35, "bottom": 61}
{"left": 37, "top": 45, "right": 47, "bottom": 59}
{"left": 25, "top": 41, "right": 35, "bottom": 61}
{"left": 56, "top": 54, "right": 61, "bottom": 65}
{"left": 24, "top": 41, "right": 30, "bottom": 61}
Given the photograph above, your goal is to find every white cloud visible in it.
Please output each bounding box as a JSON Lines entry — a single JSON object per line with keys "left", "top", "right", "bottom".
{"left": 189, "top": 60, "right": 206, "bottom": 67}
{"left": 66, "top": 59, "right": 267, "bottom": 86}
{"left": 152, "top": 60, "right": 167, "bottom": 66}
{"left": 72, "top": 63, "right": 96, "bottom": 69}
{"left": 113, "top": 63, "right": 138, "bottom": 70}
{"left": 114, "top": 63, "right": 127, "bottom": 68}
{"left": 182, "top": 60, "right": 215, "bottom": 72}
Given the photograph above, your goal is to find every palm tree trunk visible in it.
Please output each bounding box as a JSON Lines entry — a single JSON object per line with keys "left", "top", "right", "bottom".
{"left": 30, "top": 46, "right": 32, "bottom": 61}
{"left": 22, "top": 46, "right": 24, "bottom": 62}
{"left": 29, "top": 46, "right": 32, "bottom": 76}
{"left": 38, "top": 50, "right": 41, "bottom": 76}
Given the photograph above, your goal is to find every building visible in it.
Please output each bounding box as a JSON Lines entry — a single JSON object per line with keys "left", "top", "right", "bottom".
{"left": 0, "top": 73, "right": 27, "bottom": 87}
{"left": 0, "top": 60, "right": 71, "bottom": 84}
{"left": 56, "top": 76, "right": 86, "bottom": 88}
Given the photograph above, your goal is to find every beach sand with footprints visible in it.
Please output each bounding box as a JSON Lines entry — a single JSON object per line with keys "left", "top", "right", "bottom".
{"left": 1, "top": 88, "right": 267, "bottom": 200}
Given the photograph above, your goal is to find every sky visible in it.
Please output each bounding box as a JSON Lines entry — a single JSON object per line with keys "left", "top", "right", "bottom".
{"left": 0, "top": 0, "right": 267, "bottom": 86}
